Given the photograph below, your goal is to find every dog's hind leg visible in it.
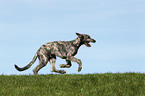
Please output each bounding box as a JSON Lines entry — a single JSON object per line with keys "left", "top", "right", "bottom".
{"left": 50, "top": 57, "right": 66, "bottom": 74}
{"left": 59, "top": 60, "right": 72, "bottom": 68}
{"left": 33, "top": 55, "right": 48, "bottom": 75}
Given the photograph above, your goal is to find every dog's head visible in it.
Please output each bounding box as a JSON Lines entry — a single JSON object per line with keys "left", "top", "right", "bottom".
{"left": 76, "top": 33, "right": 96, "bottom": 47}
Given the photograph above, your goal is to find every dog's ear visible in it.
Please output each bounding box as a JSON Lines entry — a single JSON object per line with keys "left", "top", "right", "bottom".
{"left": 76, "top": 33, "right": 81, "bottom": 36}
{"left": 76, "top": 32, "right": 84, "bottom": 39}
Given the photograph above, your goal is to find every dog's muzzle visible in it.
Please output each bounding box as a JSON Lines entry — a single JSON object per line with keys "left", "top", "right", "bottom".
{"left": 85, "top": 39, "right": 96, "bottom": 47}
{"left": 91, "top": 39, "right": 96, "bottom": 43}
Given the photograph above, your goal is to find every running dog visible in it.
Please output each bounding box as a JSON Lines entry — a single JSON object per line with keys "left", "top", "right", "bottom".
{"left": 14, "top": 33, "right": 96, "bottom": 75}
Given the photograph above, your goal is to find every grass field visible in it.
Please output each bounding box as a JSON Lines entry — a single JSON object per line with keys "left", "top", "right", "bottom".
{"left": 0, "top": 73, "right": 145, "bottom": 96}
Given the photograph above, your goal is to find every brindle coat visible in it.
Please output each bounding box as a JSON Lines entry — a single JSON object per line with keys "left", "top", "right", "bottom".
{"left": 14, "top": 33, "right": 96, "bottom": 75}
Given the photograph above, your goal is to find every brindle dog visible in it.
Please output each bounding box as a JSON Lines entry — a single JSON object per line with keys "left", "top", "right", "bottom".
{"left": 14, "top": 33, "right": 96, "bottom": 75}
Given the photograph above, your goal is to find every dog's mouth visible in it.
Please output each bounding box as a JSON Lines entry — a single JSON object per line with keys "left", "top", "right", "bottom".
{"left": 85, "top": 41, "right": 91, "bottom": 47}
{"left": 85, "top": 39, "right": 96, "bottom": 47}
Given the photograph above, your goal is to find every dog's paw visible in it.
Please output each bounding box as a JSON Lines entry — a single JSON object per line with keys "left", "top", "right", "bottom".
{"left": 59, "top": 70, "right": 66, "bottom": 74}
{"left": 59, "top": 64, "right": 70, "bottom": 68}
{"left": 78, "top": 66, "right": 82, "bottom": 72}
{"left": 59, "top": 64, "right": 66, "bottom": 68}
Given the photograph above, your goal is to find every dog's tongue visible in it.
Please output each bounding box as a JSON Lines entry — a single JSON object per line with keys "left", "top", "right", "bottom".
{"left": 85, "top": 42, "right": 91, "bottom": 47}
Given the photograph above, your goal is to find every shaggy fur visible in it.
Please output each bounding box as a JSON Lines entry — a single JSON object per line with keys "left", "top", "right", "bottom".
{"left": 14, "top": 33, "right": 96, "bottom": 75}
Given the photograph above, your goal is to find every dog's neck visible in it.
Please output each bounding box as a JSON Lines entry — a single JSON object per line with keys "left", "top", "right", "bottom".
{"left": 72, "top": 37, "right": 83, "bottom": 48}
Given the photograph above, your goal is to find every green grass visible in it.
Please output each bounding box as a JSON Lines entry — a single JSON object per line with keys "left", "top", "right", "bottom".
{"left": 0, "top": 73, "right": 145, "bottom": 96}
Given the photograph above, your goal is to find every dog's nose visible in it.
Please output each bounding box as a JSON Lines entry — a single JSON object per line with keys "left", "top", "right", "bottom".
{"left": 93, "top": 39, "right": 96, "bottom": 43}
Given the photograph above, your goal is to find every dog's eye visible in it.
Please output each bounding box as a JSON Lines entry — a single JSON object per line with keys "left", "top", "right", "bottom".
{"left": 88, "top": 36, "right": 90, "bottom": 38}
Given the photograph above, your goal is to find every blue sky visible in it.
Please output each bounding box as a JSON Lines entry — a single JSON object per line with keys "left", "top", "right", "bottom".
{"left": 0, "top": 0, "right": 145, "bottom": 75}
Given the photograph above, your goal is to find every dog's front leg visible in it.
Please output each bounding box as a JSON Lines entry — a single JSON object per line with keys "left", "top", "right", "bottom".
{"left": 67, "top": 56, "right": 82, "bottom": 72}
{"left": 59, "top": 60, "right": 72, "bottom": 68}
{"left": 50, "top": 58, "right": 66, "bottom": 74}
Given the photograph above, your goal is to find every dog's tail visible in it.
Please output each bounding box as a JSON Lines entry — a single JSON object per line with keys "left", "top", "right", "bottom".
{"left": 14, "top": 53, "right": 38, "bottom": 71}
